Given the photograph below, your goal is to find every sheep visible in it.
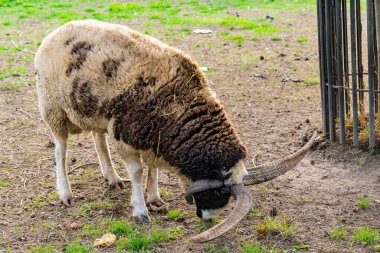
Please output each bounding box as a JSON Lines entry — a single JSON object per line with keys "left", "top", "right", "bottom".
{"left": 35, "top": 20, "right": 317, "bottom": 242}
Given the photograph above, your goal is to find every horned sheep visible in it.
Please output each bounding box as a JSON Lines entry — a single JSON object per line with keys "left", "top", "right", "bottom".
{"left": 34, "top": 20, "right": 317, "bottom": 242}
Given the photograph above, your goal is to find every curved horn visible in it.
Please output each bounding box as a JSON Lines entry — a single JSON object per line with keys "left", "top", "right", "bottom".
{"left": 185, "top": 179, "right": 223, "bottom": 204}
{"left": 190, "top": 184, "right": 253, "bottom": 243}
{"left": 243, "top": 130, "right": 318, "bottom": 185}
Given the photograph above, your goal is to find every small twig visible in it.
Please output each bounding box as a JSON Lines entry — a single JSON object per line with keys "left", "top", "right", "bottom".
{"left": 251, "top": 151, "right": 261, "bottom": 167}
{"left": 11, "top": 39, "right": 35, "bottom": 55}
{"left": 16, "top": 108, "right": 34, "bottom": 119}
{"left": 68, "top": 162, "right": 99, "bottom": 174}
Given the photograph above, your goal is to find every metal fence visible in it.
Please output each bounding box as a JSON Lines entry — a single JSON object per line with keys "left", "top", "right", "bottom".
{"left": 317, "top": 0, "right": 379, "bottom": 148}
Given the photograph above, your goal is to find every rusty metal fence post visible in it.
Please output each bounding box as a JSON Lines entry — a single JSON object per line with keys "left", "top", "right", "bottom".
{"left": 318, "top": 0, "right": 379, "bottom": 148}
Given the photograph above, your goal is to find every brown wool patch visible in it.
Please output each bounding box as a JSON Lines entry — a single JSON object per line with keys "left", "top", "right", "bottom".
{"left": 64, "top": 37, "right": 76, "bottom": 47}
{"left": 102, "top": 59, "right": 120, "bottom": 78}
{"left": 66, "top": 41, "right": 93, "bottom": 76}
{"left": 70, "top": 77, "right": 99, "bottom": 117}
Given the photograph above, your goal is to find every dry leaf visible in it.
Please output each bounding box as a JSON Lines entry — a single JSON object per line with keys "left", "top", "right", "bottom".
{"left": 257, "top": 227, "right": 268, "bottom": 234}
{"left": 94, "top": 233, "right": 117, "bottom": 247}
{"left": 69, "top": 222, "right": 81, "bottom": 230}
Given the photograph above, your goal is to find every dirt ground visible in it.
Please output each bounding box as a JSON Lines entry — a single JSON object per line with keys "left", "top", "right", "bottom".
{"left": 1, "top": 3, "right": 380, "bottom": 253}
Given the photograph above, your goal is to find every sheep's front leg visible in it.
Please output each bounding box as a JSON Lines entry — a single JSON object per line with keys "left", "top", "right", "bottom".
{"left": 146, "top": 167, "right": 165, "bottom": 211}
{"left": 54, "top": 132, "right": 73, "bottom": 206}
{"left": 125, "top": 153, "right": 150, "bottom": 223}
{"left": 92, "top": 132, "right": 124, "bottom": 189}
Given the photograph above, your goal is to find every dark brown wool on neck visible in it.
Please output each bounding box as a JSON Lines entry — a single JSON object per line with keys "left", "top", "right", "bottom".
{"left": 102, "top": 58, "right": 246, "bottom": 181}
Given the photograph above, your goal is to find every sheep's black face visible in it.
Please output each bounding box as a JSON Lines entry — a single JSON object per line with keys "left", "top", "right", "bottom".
{"left": 193, "top": 187, "right": 231, "bottom": 221}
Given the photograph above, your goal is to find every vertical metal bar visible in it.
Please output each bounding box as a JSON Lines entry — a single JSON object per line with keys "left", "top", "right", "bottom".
{"left": 377, "top": 0, "right": 380, "bottom": 105}
{"left": 357, "top": 0, "right": 364, "bottom": 111}
{"left": 342, "top": 0, "right": 350, "bottom": 116}
{"left": 374, "top": 3, "right": 379, "bottom": 114}
{"left": 336, "top": 0, "right": 345, "bottom": 145}
{"left": 326, "top": 0, "right": 336, "bottom": 141}
{"left": 368, "top": 0, "right": 376, "bottom": 148}
{"left": 351, "top": 0, "right": 359, "bottom": 146}
{"left": 318, "top": 0, "right": 329, "bottom": 134}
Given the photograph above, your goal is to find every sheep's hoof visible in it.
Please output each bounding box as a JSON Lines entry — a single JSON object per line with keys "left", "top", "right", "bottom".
{"left": 147, "top": 199, "right": 167, "bottom": 213}
{"left": 106, "top": 178, "right": 128, "bottom": 189}
{"left": 134, "top": 214, "right": 151, "bottom": 224}
{"left": 110, "top": 180, "right": 125, "bottom": 190}
{"left": 60, "top": 197, "right": 73, "bottom": 207}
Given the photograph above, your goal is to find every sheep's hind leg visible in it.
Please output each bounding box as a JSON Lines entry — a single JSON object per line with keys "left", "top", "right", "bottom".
{"left": 92, "top": 131, "right": 124, "bottom": 189}
{"left": 53, "top": 129, "right": 73, "bottom": 206}
{"left": 146, "top": 167, "right": 166, "bottom": 212}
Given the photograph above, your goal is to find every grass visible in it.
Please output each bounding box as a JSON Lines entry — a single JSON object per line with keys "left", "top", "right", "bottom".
{"left": 222, "top": 35, "right": 246, "bottom": 46}
{"left": 78, "top": 201, "right": 113, "bottom": 216}
{"left": 65, "top": 241, "right": 91, "bottom": 253}
{"left": 167, "top": 226, "right": 185, "bottom": 239}
{"left": 296, "top": 37, "right": 309, "bottom": 43}
{"left": 30, "top": 245, "right": 55, "bottom": 253}
{"left": 354, "top": 227, "right": 379, "bottom": 245}
{"left": 249, "top": 208, "right": 263, "bottom": 218}
{"left": 203, "top": 244, "right": 232, "bottom": 253}
{"left": 346, "top": 112, "right": 380, "bottom": 146}
{"left": 82, "top": 224, "right": 104, "bottom": 237}
{"left": 255, "top": 216, "right": 295, "bottom": 237}
{"left": 0, "top": 179, "right": 11, "bottom": 188}
{"left": 0, "top": 67, "right": 26, "bottom": 80}
{"left": 271, "top": 37, "right": 282, "bottom": 41}
{"left": 242, "top": 242, "right": 267, "bottom": 253}
{"left": 25, "top": 196, "right": 45, "bottom": 209}
{"left": 115, "top": 226, "right": 171, "bottom": 251}
{"left": 109, "top": 220, "right": 133, "bottom": 235}
{"left": 356, "top": 197, "right": 370, "bottom": 209}
{"left": 328, "top": 227, "right": 347, "bottom": 240}
{"left": 159, "top": 187, "right": 170, "bottom": 198}
{"left": 303, "top": 77, "right": 319, "bottom": 85}
{"left": 167, "top": 209, "right": 186, "bottom": 221}
{"left": 198, "top": 218, "right": 222, "bottom": 232}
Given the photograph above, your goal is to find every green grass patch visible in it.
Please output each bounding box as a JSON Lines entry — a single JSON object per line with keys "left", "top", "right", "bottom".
{"left": 109, "top": 220, "right": 133, "bottom": 235}
{"left": 242, "top": 241, "right": 266, "bottom": 253}
{"left": 82, "top": 224, "right": 104, "bottom": 237}
{"left": 180, "top": 27, "right": 192, "bottom": 35}
{"left": 304, "top": 77, "right": 319, "bottom": 85}
{"left": 356, "top": 197, "right": 370, "bottom": 209}
{"left": 271, "top": 37, "right": 282, "bottom": 41}
{"left": 198, "top": 218, "right": 222, "bottom": 232}
{"left": 148, "top": 1, "right": 172, "bottom": 10}
{"left": 296, "top": 37, "right": 309, "bottom": 43}
{"left": 25, "top": 196, "right": 45, "bottom": 209}
{"left": 328, "top": 227, "right": 347, "bottom": 240}
{"left": 117, "top": 235, "right": 151, "bottom": 251}
{"left": 49, "top": 3, "right": 72, "bottom": 8}
{"left": 0, "top": 179, "right": 11, "bottom": 188}
{"left": 0, "top": 67, "right": 26, "bottom": 80}
{"left": 79, "top": 202, "right": 113, "bottom": 216}
{"left": 30, "top": 245, "right": 55, "bottom": 253}
{"left": 65, "top": 241, "right": 91, "bottom": 253}
{"left": 167, "top": 209, "right": 186, "bottom": 221}
{"left": 167, "top": 226, "right": 185, "bottom": 239}
{"left": 115, "top": 226, "right": 170, "bottom": 251}
{"left": 203, "top": 243, "right": 233, "bottom": 253}
{"left": 256, "top": 216, "right": 295, "bottom": 237}
{"left": 354, "top": 227, "right": 379, "bottom": 245}
{"left": 222, "top": 35, "right": 246, "bottom": 46}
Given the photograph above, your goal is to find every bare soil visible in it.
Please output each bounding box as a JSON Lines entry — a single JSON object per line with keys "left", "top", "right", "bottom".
{"left": 1, "top": 8, "right": 380, "bottom": 253}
